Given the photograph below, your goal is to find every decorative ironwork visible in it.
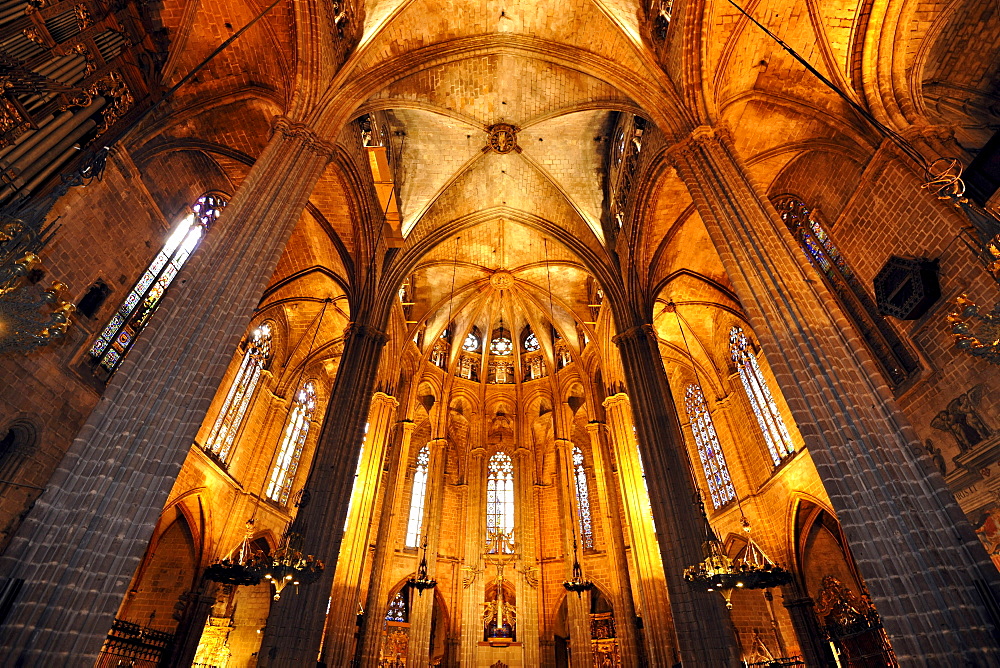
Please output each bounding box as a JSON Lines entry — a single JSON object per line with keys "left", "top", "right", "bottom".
{"left": 204, "top": 520, "right": 262, "bottom": 587}
{"left": 407, "top": 536, "right": 437, "bottom": 595}
{"left": 684, "top": 522, "right": 792, "bottom": 609}
{"left": 873, "top": 256, "right": 940, "bottom": 320}
{"left": 948, "top": 296, "right": 1000, "bottom": 365}
{"left": 484, "top": 122, "right": 521, "bottom": 155}
{"left": 562, "top": 539, "right": 594, "bottom": 598}
{"left": 254, "top": 531, "right": 324, "bottom": 600}
{"left": 96, "top": 618, "right": 175, "bottom": 668}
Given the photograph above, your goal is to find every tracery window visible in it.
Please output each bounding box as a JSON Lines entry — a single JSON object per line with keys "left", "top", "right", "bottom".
{"left": 486, "top": 452, "right": 515, "bottom": 553}
{"left": 683, "top": 384, "right": 736, "bottom": 509}
{"left": 490, "top": 330, "right": 513, "bottom": 356}
{"left": 405, "top": 446, "right": 430, "bottom": 548}
{"left": 772, "top": 195, "right": 919, "bottom": 389}
{"left": 265, "top": 381, "right": 317, "bottom": 505}
{"left": 385, "top": 590, "right": 408, "bottom": 622}
{"left": 463, "top": 331, "right": 481, "bottom": 352}
{"left": 90, "top": 193, "right": 226, "bottom": 375}
{"left": 523, "top": 331, "right": 539, "bottom": 352}
{"left": 572, "top": 446, "right": 594, "bottom": 550}
{"left": 730, "top": 327, "right": 795, "bottom": 466}
{"left": 203, "top": 322, "right": 272, "bottom": 462}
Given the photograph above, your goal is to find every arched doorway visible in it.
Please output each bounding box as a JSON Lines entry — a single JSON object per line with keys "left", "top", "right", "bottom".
{"left": 795, "top": 501, "right": 897, "bottom": 667}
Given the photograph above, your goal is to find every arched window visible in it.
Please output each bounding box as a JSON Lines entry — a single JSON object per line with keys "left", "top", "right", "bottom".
{"left": 204, "top": 322, "right": 273, "bottom": 462}
{"left": 405, "top": 446, "right": 430, "bottom": 548}
{"left": 486, "top": 452, "right": 515, "bottom": 553}
{"left": 490, "top": 329, "right": 513, "bottom": 356}
{"left": 572, "top": 446, "right": 594, "bottom": 550}
{"left": 523, "top": 330, "right": 540, "bottom": 352}
{"left": 730, "top": 327, "right": 795, "bottom": 466}
{"left": 385, "top": 590, "right": 408, "bottom": 622}
{"left": 265, "top": 381, "right": 317, "bottom": 505}
{"left": 89, "top": 193, "right": 226, "bottom": 375}
{"left": 463, "top": 329, "right": 481, "bottom": 352}
{"left": 683, "top": 384, "right": 736, "bottom": 509}
{"left": 772, "top": 195, "right": 919, "bottom": 389}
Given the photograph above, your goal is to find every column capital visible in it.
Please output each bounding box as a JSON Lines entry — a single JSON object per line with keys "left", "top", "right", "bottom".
{"left": 370, "top": 391, "right": 399, "bottom": 408}
{"left": 601, "top": 392, "right": 630, "bottom": 410}
{"left": 399, "top": 419, "right": 416, "bottom": 435}
{"left": 271, "top": 115, "right": 337, "bottom": 160}
{"left": 427, "top": 437, "right": 449, "bottom": 451}
{"left": 343, "top": 321, "right": 390, "bottom": 344}
{"left": 584, "top": 421, "right": 607, "bottom": 436}
{"left": 554, "top": 437, "right": 574, "bottom": 453}
{"left": 611, "top": 323, "right": 656, "bottom": 346}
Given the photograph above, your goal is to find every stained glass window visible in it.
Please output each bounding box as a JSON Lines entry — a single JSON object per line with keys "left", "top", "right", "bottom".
{"left": 572, "top": 446, "right": 594, "bottom": 550}
{"left": 772, "top": 195, "right": 919, "bottom": 388}
{"left": 265, "top": 381, "right": 317, "bottom": 505}
{"left": 405, "top": 446, "right": 430, "bottom": 548}
{"left": 730, "top": 327, "right": 795, "bottom": 466}
{"left": 486, "top": 452, "right": 515, "bottom": 553}
{"left": 463, "top": 331, "right": 480, "bottom": 352}
{"left": 683, "top": 384, "right": 736, "bottom": 509}
{"left": 204, "top": 322, "right": 272, "bottom": 462}
{"left": 90, "top": 193, "right": 227, "bottom": 375}
{"left": 385, "top": 590, "right": 408, "bottom": 622}
{"left": 490, "top": 331, "right": 513, "bottom": 356}
{"left": 523, "top": 331, "right": 539, "bottom": 352}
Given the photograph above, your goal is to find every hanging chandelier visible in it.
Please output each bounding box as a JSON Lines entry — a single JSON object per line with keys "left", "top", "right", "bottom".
{"left": 947, "top": 295, "right": 1000, "bottom": 365}
{"left": 562, "top": 538, "right": 594, "bottom": 597}
{"left": 408, "top": 536, "right": 437, "bottom": 595}
{"left": 684, "top": 522, "right": 792, "bottom": 609}
{"left": 254, "top": 531, "right": 325, "bottom": 601}
{"left": 204, "top": 519, "right": 262, "bottom": 586}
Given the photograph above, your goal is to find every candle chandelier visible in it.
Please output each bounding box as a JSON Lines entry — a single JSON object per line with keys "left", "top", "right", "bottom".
{"left": 407, "top": 535, "right": 437, "bottom": 595}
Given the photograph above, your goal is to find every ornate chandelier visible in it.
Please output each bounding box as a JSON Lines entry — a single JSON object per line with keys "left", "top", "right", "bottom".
{"left": 254, "top": 531, "right": 324, "bottom": 601}
{"left": 684, "top": 522, "right": 792, "bottom": 609}
{"left": 948, "top": 295, "right": 1000, "bottom": 365}
{"left": 562, "top": 539, "right": 594, "bottom": 597}
{"left": 204, "top": 520, "right": 262, "bottom": 586}
{"left": 407, "top": 536, "right": 437, "bottom": 595}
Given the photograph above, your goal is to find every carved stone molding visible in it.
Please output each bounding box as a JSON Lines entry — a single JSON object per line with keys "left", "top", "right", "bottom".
{"left": 611, "top": 323, "right": 656, "bottom": 346}
{"left": 342, "top": 321, "right": 390, "bottom": 344}
{"left": 271, "top": 115, "right": 337, "bottom": 159}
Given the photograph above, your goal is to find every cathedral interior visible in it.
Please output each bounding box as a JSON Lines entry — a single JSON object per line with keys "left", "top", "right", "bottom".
{"left": 0, "top": 0, "right": 999, "bottom": 665}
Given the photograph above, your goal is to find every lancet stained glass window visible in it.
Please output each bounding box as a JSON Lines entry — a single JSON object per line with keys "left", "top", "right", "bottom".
{"left": 683, "top": 384, "right": 736, "bottom": 508}
{"left": 772, "top": 195, "right": 919, "bottom": 389}
{"left": 523, "top": 331, "right": 539, "bottom": 352}
{"left": 572, "top": 446, "right": 594, "bottom": 549}
{"left": 730, "top": 327, "right": 795, "bottom": 466}
{"left": 204, "top": 322, "right": 272, "bottom": 462}
{"left": 90, "top": 193, "right": 226, "bottom": 375}
{"left": 486, "top": 451, "right": 515, "bottom": 553}
{"left": 265, "top": 381, "right": 317, "bottom": 505}
{"left": 385, "top": 590, "right": 408, "bottom": 622}
{"left": 405, "top": 446, "right": 430, "bottom": 548}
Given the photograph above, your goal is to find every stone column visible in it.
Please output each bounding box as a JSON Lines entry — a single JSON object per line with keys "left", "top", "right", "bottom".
{"left": 358, "top": 419, "right": 416, "bottom": 667}
{"left": 781, "top": 591, "right": 832, "bottom": 667}
{"left": 257, "top": 321, "right": 390, "bottom": 667}
{"left": 459, "top": 446, "right": 487, "bottom": 665}
{"left": 515, "top": 443, "right": 541, "bottom": 667}
{"left": 670, "top": 126, "right": 1000, "bottom": 662}
{"left": 584, "top": 421, "right": 639, "bottom": 667}
{"left": 322, "top": 391, "right": 398, "bottom": 666}
{"left": 0, "top": 118, "right": 334, "bottom": 665}
{"left": 406, "top": 436, "right": 447, "bottom": 665}
{"left": 554, "top": 437, "right": 592, "bottom": 668}
{"left": 602, "top": 393, "right": 683, "bottom": 666}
